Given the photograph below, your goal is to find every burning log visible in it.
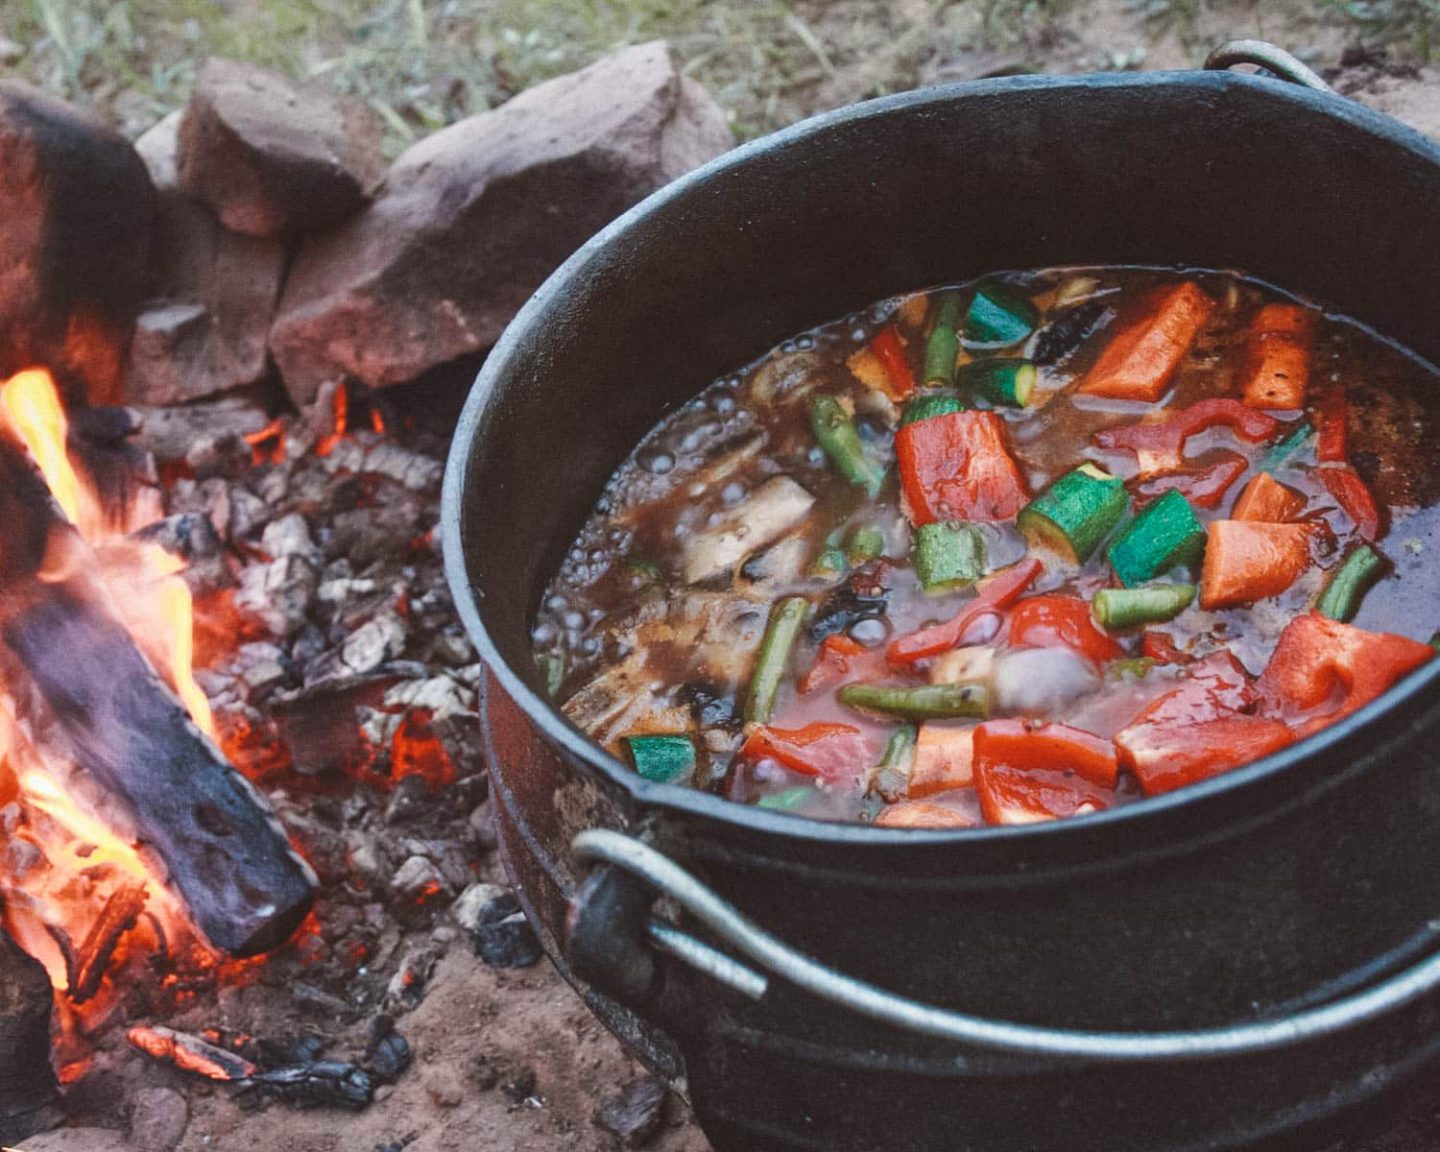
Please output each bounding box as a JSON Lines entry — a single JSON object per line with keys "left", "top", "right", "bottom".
{"left": 68, "top": 883, "right": 148, "bottom": 1004}
{"left": 0, "top": 428, "right": 315, "bottom": 955}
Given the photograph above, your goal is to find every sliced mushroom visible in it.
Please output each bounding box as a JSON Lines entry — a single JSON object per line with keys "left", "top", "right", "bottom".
{"left": 681, "top": 476, "right": 815, "bottom": 585}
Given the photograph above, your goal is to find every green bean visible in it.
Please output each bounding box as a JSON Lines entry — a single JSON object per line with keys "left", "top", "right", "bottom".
{"left": 745, "top": 597, "right": 808, "bottom": 723}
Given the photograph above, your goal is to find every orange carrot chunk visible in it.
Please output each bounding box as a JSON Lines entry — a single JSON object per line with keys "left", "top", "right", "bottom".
{"left": 1198, "top": 520, "right": 1313, "bottom": 610}
{"left": 908, "top": 725, "right": 976, "bottom": 797}
{"left": 1232, "top": 472, "right": 1306, "bottom": 522}
{"left": 1080, "top": 282, "right": 1216, "bottom": 402}
{"left": 1241, "top": 303, "right": 1315, "bottom": 411}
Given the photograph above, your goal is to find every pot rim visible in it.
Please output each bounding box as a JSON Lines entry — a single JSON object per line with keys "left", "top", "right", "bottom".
{"left": 442, "top": 66, "right": 1440, "bottom": 848}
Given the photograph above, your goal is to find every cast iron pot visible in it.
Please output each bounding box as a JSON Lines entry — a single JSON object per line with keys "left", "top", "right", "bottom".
{"left": 443, "top": 44, "right": 1440, "bottom": 1151}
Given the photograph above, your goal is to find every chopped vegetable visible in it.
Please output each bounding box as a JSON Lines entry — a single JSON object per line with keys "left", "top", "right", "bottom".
{"left": 1079, "top": 281, "right": 1216, "bottom": 401}
{"left": 623, "top": 735, "right": 696, "bottom": 784}
{"left": 682, "top": 476, "right": 815, "bottom": 584}
{"left": 873, "top": 801, "right": 977, "bottom": 829}
{"left": 900, "top": 393, "right": 965, "bottom": 426}
{"left": 964, "top": 283, "right": 1037, "bottom": 347}
{"left": 847, "top": 326, "right": 914, "bottom": 401}
{"left": 745, "top": 596, "right": 808, "bottom": 723}
{"left": 888, "top": 558, "right": 1043, "bottom": 664}
{"left": 739, "top": 722, "right": 870, "bottom": 780}
{"left": 972, "top": 720, "right": 1117, "bottom": 823}
{"left": 1232, "top": 472, "right": 1305, "bottom": 522}
{"left": 839, "top": 682, "right": 990, "bottom": 721}
{"left": 923, "top": 293, "right": 962, "bottom": 387}
{"left": 1262, "top": 424, "right": 1311, "bottom": 471}
{"left": 1018, "top": 464, "right": 1128, "bottom": 563}
{"left": 1241, "top": 302, "right": 1315, "bottom": 410}
{"left": 1118, "top": 716, "right": 1295, "bottom": 796}
{"left": 808, "top": 544, "right": 847, "bottom": 579}
{"left": 808, "top": 396, "right": 885, "bottom": 497}
{"left": 1316, "top": 390, "right": 1348, "bottom": 463}
{"left": 1317, "top": 544, "right": 1387, "bottom": 623}
{"left": 960, "top": 359, "right": 1036, "bottom": 408}
{"left": 757, "top": 786, "right": 816, "bottom": 811}
{"left": 1318, "top": 466, "right": 1382, "bottom": 541}
{"left": 1107, "top": 490, "right": 1206, "bottom": 587}
{"left": 1127, "top": 452, "right": 1248, "bottom": 510}
{"left": 1111, "top": 657, "right": 1155, "bottom": 679}
{"left": 1093, "top": 584, "right": 1196, "bottom": 631}
{"left": 1008, "top": 593, "right": 1125, "bottom": 663}
{"left": 895, "top": 410, "right": 1028, "bottom": 524}
{"left": 914, "top": 521, "right": 986, "bottom": 592}
{"left": 868, "top": 725, "right": 917, "bottom": 800}
{"left": 537, "top": 652, "right": 565, "bottom": 697}
{"left": 1140, "top": 630, "right": 1193, "bottom": 664}
{"left": 908, "top": 724, "right": 975, "bottom": 796}
{"left": 1258, "top": 612, "right": 1434, "bottom": 730}
{"left": 799, "top": 634, "right": 872, "bottom": 694}
{"left": 1199, "top": 520, "right": 1313, "bottom": 610}
{"left": 1094, "top": 398, "right": 1281, "bottom": 475}
{"left": 846, "top": 525, "right": 887, "bottom": 564}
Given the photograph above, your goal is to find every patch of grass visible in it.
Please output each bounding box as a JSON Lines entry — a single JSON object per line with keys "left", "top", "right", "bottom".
{"left": 0, "top": 0, "right": 1073, "bottom": 151}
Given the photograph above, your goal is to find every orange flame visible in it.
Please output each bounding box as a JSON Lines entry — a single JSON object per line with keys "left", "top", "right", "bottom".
{"left": 1, "top": 369, "right": 91, "bottom": 532}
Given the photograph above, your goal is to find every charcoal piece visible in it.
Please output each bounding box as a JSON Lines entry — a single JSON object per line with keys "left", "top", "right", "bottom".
{"left": 129, "top": 1026, "right": 259, "bottom": 1081}
{"left": 474, "top": 910, "right": 543, "bottom": 969}
{"left": 595, "top": 1076, "right": 668, "bottom": 1148}
{"left": 247, "top": 1061, "right": 375, "bottom": 1110}
{"left": 1032, "top": 298, "right": 1112, "bottom": 367}
{"left": 132, "top": 513, "right": 223, "bottom": 563}
{"left": 364, "top": 1030, "right": 412, "bottom": 1085}
{"left": 69, "top": 882, "right": 148, "bottom": 1004}
{"left": 384, "top": 774, "right": 430, "bottom": 825}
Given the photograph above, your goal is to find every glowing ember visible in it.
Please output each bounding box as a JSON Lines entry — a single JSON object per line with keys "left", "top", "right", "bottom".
{"left": 316, "top": 383, "right": 349, "bottom": 458}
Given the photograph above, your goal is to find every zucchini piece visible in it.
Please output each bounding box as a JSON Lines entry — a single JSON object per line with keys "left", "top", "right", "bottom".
{"left": 839, "top": 682, "right": 990, "bottom": 721}
{"left": 809, "top": 396, "right": 885, "bottom": 496}
{"left": 923, "top": 293, "right": 962, "bottom": 387}
{"left": 899, "top": 393, "right": 965, "bottom": 427}
{"left": 808, "top": 545, "right": 847, "bottom": 580}
{"left": 1316, "top": 544, "right": 1386, "bottom": 622}
{"left": 1262, "top": 424, "right": 1311, "bottom": 471}
{"left": 846, "top": 525, "right": 887, "bottom": 564}
{"left": 964, "top": 283, "right": 1038, "bottom": 347}
{"left": 1107, "top": 490, "right": 1206, "bottom": 587}
{"left": 961, "top": 358, "right": 1037, "bottom": 408}
{"left": 914, "top": 521, "right": 986, "bottom": 592}
{"left": 1093, "top": 584, "right": 1196, "bottom": 631}
{"left": 623, "top": 734, "right": 696, "bottom": 784}
{"left": 745, "top": 596, "right": 808, "bottom": 723}
{"left": 1017, "top": 464, "right": 1128, "bottom": 564}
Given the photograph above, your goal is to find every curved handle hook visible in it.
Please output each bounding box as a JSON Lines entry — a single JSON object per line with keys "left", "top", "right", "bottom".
{"left": 573, "top": 828, "right": 1440, "bottom": 1064}
{"left": 1204, "top": 40, "right": 1331, "bottom": 93}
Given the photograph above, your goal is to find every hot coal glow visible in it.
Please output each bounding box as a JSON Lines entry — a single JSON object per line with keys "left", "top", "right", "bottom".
{"left": 0, "top": 367, "right": 307, "bottom": 1063}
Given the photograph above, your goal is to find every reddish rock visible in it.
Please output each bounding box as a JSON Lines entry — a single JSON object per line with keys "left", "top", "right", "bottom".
{"left": 0, "top": 81, "right": 156, "bottom": 404}
{"left": 177, "top": 57, "right": 385, "bottom": 239}
{"left": 268, "top": 41, "right": 732, "bottom": 404}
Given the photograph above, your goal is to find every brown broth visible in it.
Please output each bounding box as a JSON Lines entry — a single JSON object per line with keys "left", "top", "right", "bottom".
{"left": 533, "top": 267, "right": 1440, "bottom": 827}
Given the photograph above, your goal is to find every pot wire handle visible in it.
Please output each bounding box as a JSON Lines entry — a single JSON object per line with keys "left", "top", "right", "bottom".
{"left": 1204, "top": 40, "right": 1331, "bottom": 92}
{"left": 574, "top": 828, "right": 1440, "bottom": 1063}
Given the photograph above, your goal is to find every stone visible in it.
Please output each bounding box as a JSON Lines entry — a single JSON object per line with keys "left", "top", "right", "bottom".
{"left": 0, "top": 81, "right": 156, "bottom": 404}
{"left": 594, "top": 1076, "right": 668, "bottom": 1148}
{"left": 269, "top": 41, "right": 732, "bottom": 403}
{"left": 134, "top": 110, "right": 182, "bottom": 189}
{"left": 449, "top": 881, "right": 509, "bottom": 934}
{"left": 128, "top": 1086, "right": 188, "bottom": 1151}
{"left": 123, "top": 193, "right": 285, "bottom": 404}
{"left": 178, "top": 57, "right": 385, "bottom": 239}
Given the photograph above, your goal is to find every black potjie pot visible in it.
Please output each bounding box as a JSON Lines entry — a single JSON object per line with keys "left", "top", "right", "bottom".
{"left": 442, "top": 44, "right": 1440, "bottom": 1151}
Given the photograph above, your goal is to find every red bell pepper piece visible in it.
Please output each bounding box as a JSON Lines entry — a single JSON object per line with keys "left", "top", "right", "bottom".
{"left": 1257, "top": 612, "right": 1433, "bottom": 731}
{"left": 1007, "top": 593, "right": 1125, "bottom": 664}
{"left": 739, "top": 723, "right": 872, "bottom": 782}
{"left": 1117, "top": 716, "right": 1295, "bottom": 796}
{"left": 1316, "top": 390, "right": 1348, "bottom": 463}
{"left": 1127, "top": 451, "right": 1248, "bottom": 510}
{"left": 1198, "top": 520, "right": 1314, "bottom": 610}
{"left": 798, "top": 635, "right": 884, "bottom": 695}
{"left": 888, "top": 558, "right": 1043, "bottom": 665}
{"left": 1094, "top": 398, "right": 1283, "bottom": 475}
{"left": 1240, "top": 303, "right": 1314, "bottom": 411}
{"left": 874, "top": 800, "right": 979, "bottom": 829}
{"left": 1079, "top": 281, "right": 1216, "bottom": 402}
{"left": 1127, "top": 651, "right": 1255, "bottom": 728}
{"left": 908, "top": 724, "right": 977, "bottom": 797}
{"left": 895, "top": 410, "right": 1029, "bottom": 525}
{"left": 869, "top": 326, "right": 915, "bottom": 400}
{"left": 973, "top": 720, "right": 1117, "bottom": 824}
{"left": 1141, "top": 630, "right": 1193, "bottom": 665}
{"left": 1317, "top": 466, "right": 1382, "bottom": 542}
